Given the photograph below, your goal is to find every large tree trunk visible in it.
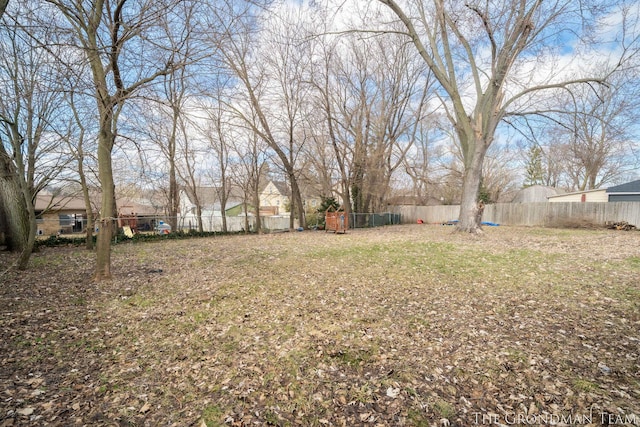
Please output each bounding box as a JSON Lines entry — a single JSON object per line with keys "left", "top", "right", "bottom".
{"left": 167, "top": 108, "right": 179, "bottom": 232}
{"left": 94, "top": 125, "right": 115, "bottom": 281}
{"left": 16, "top": 183, "right": 37, "bottom": 270}
{"left": 196, "top": 204, "right": 203, "bottom": 233}
{"left": 289, "top": 175, "right": 305, "bottom": 229}
{"left": 0, "top": 154, "right": 28, "bottom": 253}
{"left": 0, "top": 154, "right": 36, "bottom": 269}
{"left": 456, "top": 137, "right": 489, "bottom": 233}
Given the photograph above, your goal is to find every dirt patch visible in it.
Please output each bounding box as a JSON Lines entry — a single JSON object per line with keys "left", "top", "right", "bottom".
{"left": 1, "top": 225, "right": 639, "bottom": 426}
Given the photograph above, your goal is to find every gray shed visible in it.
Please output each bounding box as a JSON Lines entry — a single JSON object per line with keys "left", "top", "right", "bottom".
{"left": 606, "top": 179, "right": 640, "bottom": 202}
{"left": 511, "top": 185, "right": 560, "bottom": 203}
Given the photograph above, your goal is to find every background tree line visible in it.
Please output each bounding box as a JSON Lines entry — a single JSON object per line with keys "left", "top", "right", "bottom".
{"left": 1, "top": 0, "right": 639, "bottom": 278}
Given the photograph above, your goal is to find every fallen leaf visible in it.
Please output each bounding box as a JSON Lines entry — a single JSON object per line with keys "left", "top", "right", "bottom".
{"left": 16, "top": 407, "right": 35, "bottom": 416}
{"left": 386, "top": 387, "right": 400, "bottom": 398}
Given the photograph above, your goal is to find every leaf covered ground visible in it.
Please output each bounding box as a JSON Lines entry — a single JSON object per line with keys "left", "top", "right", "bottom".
{"left": 1, "top": 225, "right": 639, "bottom": 426}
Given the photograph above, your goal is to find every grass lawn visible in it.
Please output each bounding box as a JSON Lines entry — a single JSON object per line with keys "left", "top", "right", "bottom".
{"left": 1, "top": 224, "right": 639, "bottom": 426}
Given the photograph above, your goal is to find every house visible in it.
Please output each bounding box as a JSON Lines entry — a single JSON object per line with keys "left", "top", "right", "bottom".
{"left": 259, "top": 181, "right": 290, "bottom": 215}
{"left": 178, "top": 186, "right": 246, "bottom": 232}
{"left": 606, "top": 179, "right": 640, "bottom": 202}
{"left": 547, "top": 188, "right": 608, "bottom": 203}
{"left": 34, "top": 193, "right": 90, "bottom": 236}
{"left": 258, "top": 180, "right": 329, "bottom": 215}
{"left": 548, "top": 179, "right": 640, "bottom": 203}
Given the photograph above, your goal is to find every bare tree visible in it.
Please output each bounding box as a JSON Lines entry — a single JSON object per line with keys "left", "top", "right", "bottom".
{"left": 553, "top": 76, "right": 639, "bottom": 190}
{"left": 46, "top": 0, "right": 183, "bottom": 280}
{"left": 0, "top": 0, "right": 9, "bottom": 252}
{"left": 309, "top": 19, "right": 431, "bottom": 220}
{"left": 137, "top": 0, "right": 204, "bottom": 232}
{"left": 211, "top": 1, "right": 308, "bottom": 229}
{"left": 378, "top": 0, "right": 630, "bottom": 232}
{"left": 229, "top": 121, "right": 269, "bottom": 234}
{"left": 0, "top": 1, "right": 68, "bottom": 268}
{"left": 203, "top": 100, "right": 233, "bottom": 233}
{"left": 62, "top": 78, "right": 99, "bottom": 250}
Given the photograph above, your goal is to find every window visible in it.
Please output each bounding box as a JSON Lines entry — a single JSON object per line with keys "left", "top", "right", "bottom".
{"left": 59, "top": 214, "right": 73, "bottom": 226}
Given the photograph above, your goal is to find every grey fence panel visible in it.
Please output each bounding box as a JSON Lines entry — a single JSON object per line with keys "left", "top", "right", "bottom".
{"left": 390, "top": 202, "right": 640, "bottom": 227}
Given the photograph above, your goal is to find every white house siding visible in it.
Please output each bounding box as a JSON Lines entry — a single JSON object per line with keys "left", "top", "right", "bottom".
{"left": 548, "top": 189, "right": 608, "bottom": 203}
{"left": 260, "top": 182, "right": 289, "bottom": 214}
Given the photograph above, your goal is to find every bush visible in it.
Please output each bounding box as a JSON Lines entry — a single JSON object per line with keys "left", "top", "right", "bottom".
{"left": 34, "top": 229, "right": 246, "bottom": 249}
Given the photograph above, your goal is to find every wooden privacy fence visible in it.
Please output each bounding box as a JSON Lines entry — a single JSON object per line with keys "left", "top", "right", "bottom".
{"left": 390, "top": 202, "right": 640, "bottom": 227}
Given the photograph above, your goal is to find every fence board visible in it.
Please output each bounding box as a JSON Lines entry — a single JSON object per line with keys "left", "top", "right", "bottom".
{"left": 391, "top": 202, "right": 640, "bottom": 227}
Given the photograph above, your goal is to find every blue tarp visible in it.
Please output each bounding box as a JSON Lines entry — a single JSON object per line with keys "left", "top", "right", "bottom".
{"left": 442, "top": 219, "right": 500, "bottom": 226}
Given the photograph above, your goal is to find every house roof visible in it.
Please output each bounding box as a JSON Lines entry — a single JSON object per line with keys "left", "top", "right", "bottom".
{"left": 34, "top": 194, "right": 87, "bottom": 212}
{"left": 183, "top": 186, "right": 219, "bottom": 207}
{"left": 606, "top": 179, "right": 640, "bottom": 194}
{"left": 117, "top": 196, "right": 165, "bottom": 215}
{"left": 182, "top": 185, "right": 245, "bottom": 208}
{"left": 261, "top": 180, "right": 290, "bottom": 197}
{"left": 547, "top": 188, "right": 606, "bottom": 199}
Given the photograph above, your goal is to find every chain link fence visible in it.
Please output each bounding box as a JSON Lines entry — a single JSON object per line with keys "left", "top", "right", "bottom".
{"left": 348, "top": 212, "right": 402, "bottom": 229}
{"left": 35, "top": 211, "right": 402, "bottom": 238}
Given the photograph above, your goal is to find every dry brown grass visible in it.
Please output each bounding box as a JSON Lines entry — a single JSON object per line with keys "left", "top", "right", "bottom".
{"left": 1, "top": 225, "right": 639, "bottom": 426}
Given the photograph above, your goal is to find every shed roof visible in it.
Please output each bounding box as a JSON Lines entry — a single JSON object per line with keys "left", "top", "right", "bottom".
{"left": 547, "top": 187, "right": 606, "bottom": 199}
{"left": 606, "top": 179, "right": 640, "bottom": 194}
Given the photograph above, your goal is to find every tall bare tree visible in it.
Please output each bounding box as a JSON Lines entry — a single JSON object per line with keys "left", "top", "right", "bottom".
{"left": 212, "top": 1, "right": 308, "bottom": 229}
{"left": 62, "top": 75, "right": 99, "bottom": 250}
{"left": 308, "top": 18, "right": 431, "bottom": 219}
{"left": 554, "top": 76, "right": 638, "bottom": 190}
{"left": 203, "top": 100, "right": 233, "bottom": 233}
{"left": 0, "top": 1, "right": 68, "bottom": 268}
{"left": 378, "top": 0, "right": 629, "bottom": 232}
{"left": 46, "top": 0, "right": 182, "bottom": 280}
{"left": 229, "top": 122, "right": 268, "bottom": 234}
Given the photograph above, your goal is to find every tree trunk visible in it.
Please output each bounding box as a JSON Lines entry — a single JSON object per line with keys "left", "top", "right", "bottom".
{"left": 168, "top": 161, "right": 178, "bottom": 232}
{"left": 196, "top": 204, "right": 203, "bottom": 233}
{"left": 242, "top": 201, "right": 250, "bottom": 233}
{"left": 0, "top": 143, "right": 30, "bottom": 246}
{"left": 221, "top": 209, "right": 228, "bottom": 233}
{"left": 167, "top": 108, "right": 179, "bottom": 232}
{"left": 79, "top": 165, "right": 94, "bottom": 250}
{"left": 0, "top": 158, "right": 28, "bottom": 253}
{"left": 456, "top": 138, "right": 489, "bottom": 233}
{"left": 15, "top": 181, "right": 37, "bottom": 270}
{"left": 85, "top": 208, "right": 94, "bottom": 250}
{"left": 252, "top": 182, "right": 261, "bottom": 234}
{"left": 94, "top": 125, "right": 115, "bottom": 281}
{"left": 289, "top": 175, "right": 305, "bottom": 229}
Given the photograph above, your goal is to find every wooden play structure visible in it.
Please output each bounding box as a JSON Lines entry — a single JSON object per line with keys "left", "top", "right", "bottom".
{"left": 325, "top": 207, "right": 348, "bottom": 234}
